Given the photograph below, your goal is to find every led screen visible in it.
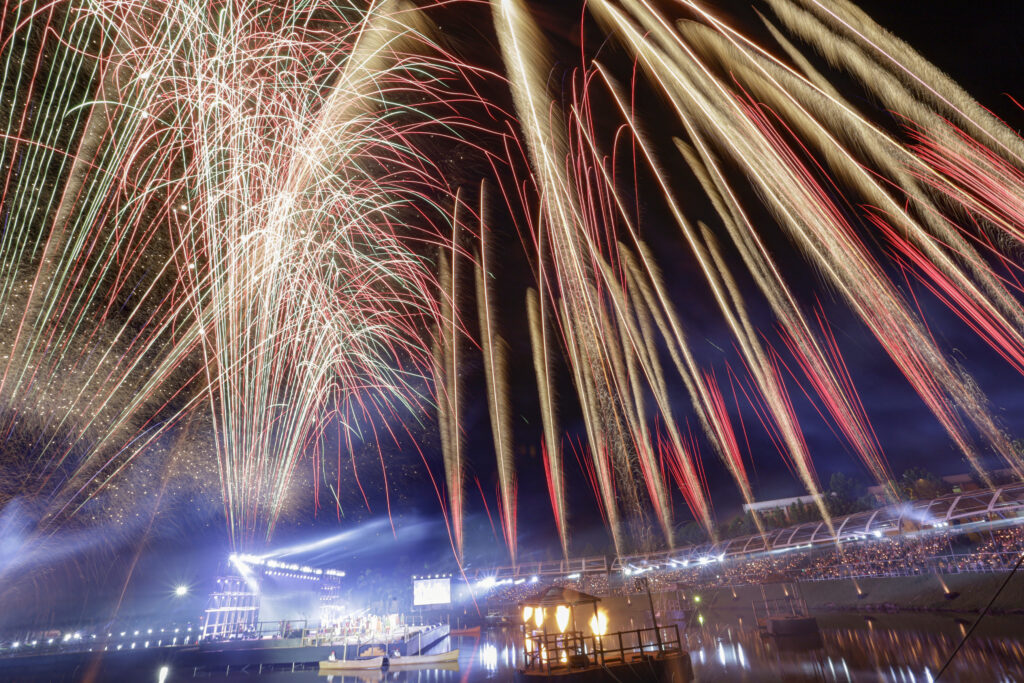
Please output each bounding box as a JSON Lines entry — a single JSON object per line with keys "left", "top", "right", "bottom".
{"left": 260, "top": 573, "right": 322, "bottom": 626}
{"left": 413, "top": 577, "right": 451, "bottom": 606}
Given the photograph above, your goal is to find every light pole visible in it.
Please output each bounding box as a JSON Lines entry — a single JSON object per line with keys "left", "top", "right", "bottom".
{"left": 635, "top": 577, "right": 663, "bottom": 653}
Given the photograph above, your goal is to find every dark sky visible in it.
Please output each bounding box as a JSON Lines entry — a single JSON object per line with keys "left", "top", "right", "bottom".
{"left": 6, "top": 0, "right": 1024, "bottom": 628}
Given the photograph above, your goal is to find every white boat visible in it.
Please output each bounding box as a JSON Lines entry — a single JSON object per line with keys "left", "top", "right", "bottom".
{"left": 386, "top": 649, "right": 459, "bottom": 667}
{"left": 318, "top": 655, "right": 385, "bottom": 670}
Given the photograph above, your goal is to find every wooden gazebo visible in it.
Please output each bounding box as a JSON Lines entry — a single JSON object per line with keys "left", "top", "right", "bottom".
{"left": 517, "top": 586, "right": 603, "bottom": 672}
{"left": 516, "top": 585, "right": 686, "bottom": 678}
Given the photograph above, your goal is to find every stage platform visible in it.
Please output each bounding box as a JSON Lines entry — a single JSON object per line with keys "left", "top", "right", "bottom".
{"left": 0, "top": 623, "right": 451, "bottom": 677}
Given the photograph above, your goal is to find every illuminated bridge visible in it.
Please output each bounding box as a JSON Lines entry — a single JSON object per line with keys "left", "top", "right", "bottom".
{"left": 615, "top": 483, "right": 1024, "bottom": 571}
{"left": 465, "top": 484, "right": 1024, "bottom": 581}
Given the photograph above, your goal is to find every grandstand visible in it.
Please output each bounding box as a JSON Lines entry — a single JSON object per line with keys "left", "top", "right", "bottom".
{"left": 613, "top": 483, "right": 1024, "bottom": 572}
{"left": 466, "top": 484, "right": 1024, "bottom": 604}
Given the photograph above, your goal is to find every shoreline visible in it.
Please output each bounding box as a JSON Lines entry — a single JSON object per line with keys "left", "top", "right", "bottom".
{"left": 669, "top": 571, "right": 1024, "bottom": 617}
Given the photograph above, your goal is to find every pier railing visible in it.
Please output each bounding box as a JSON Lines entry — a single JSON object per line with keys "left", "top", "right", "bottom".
{"left": 523, "top": 624, "right": 681, "bottom": 673}
{"left": 752, "top": 594, "right": 809, "bottom": 624}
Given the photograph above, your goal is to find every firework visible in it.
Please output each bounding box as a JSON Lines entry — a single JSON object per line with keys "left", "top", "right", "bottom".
{"left": 527, "top": 288, "right": 568, "bottom": 557}
{"left": 475, "top": 183, "right": 517, "bottom": 563}
{"left": 0, "top": 0, "right": 491, "bottom": 550}
{"left": 5, "top": 0, "right": 1024, "bottom": 570}
{"left": 435, "top": 234, "right": 465, "bottom": 560}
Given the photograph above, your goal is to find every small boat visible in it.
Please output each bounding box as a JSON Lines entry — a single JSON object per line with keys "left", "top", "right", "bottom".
{"left": 451, "top": 625, "right": 481, "bottom": 637}
{"left": 386, "top": 649, "right": 460, "bottom": 667}
{"left": 319, "top": 656, "right": 385, "bottom": 670}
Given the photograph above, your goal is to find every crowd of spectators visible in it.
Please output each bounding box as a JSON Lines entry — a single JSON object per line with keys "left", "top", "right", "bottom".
{"left": 634, "top": 525, "right": 1024, "bottom": 591}
{"left": 480, "top": 523, "right": 1024, "bottom": 604}
{"left": 480, "top": 573, "right": 610, "bottom": 607}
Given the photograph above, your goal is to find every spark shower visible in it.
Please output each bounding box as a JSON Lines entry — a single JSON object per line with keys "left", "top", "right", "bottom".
{"left": 2, "top": 0, "right": 1023, "bottom": 567}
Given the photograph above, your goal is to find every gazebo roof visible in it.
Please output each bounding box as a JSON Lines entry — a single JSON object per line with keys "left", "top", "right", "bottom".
{"left": 518, "top": 585, "right": 601, "bottom": 608}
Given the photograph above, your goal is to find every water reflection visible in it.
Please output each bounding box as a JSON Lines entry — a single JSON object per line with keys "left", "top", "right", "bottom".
{"left": 319, "top": 667, "right": 460, "bottom": 683}
{"left": 683, "top": 614, "right": 1024, "bottom": 682}
{"left": 53, "top": 617, "right": 1021, "bottom": 682}
{"left": 477, "top": 640, "right": 517, "bottom": 672}
{"left": 305, "top": 634, "right": 520, "bottom": 683}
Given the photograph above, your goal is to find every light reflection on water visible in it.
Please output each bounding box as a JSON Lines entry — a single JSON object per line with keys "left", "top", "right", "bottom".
{"left": 677, "top": 612, "right": 1024, "bottom": 682}
{"left": 84, "top": 615, "right": 1024, "bottom": 682}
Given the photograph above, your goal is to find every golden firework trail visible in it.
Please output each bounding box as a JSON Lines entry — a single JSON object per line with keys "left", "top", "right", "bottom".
{"left": 559, "top": 296, "right": 624, "bottom": 553}
{"left": 8, "top": 0, "right": 1024, "bottom": 570}
{"left": 691, "top": 1, "right": 1024, "bottom": 386}
{"left": 436, "top": 233, "right": 465, "bottom": 560}
{"left": 689, "top": 0, "right": 1024, "bottom": 481}
{"left": 583, "top": 0, "right": 1024, "bottom": 528}
{"left": 590, "top": 0, "right": 835, "bottom": 531}
{"left": 526, "top": 288, "right": 569, "bottom": 558}
{"left": 560, "top": 74, "right": 719, "bottom": 536}
{"left": 597, "top": 256, "right": 683, "bottom": 546}
{"left": 0, "top": 0, "right": 486, "bottom": 549}
{"left": 475, "top": 184, "right": 517, "bottom": 563}
{"left": 496, "top": 0, "right": 732, "bottom": 551}
{"left": 673, "top": 135, "right": 897, "bottom": 500}
{"left": 493, "top": 0, "right": 638, "bottom": 552}
{"left": 618, "top": 249, "right": 717, "bottom": 537}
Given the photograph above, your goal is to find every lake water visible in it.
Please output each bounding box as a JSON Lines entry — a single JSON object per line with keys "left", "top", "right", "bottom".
{"left": 14, "top": 612, "right": 1024, "bottom": 682}
{"left": 195, "top": 611, "right": 1024, "bottom": 683}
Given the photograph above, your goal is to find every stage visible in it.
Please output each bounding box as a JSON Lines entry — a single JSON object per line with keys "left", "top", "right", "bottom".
{"left": 0, "top": 624, "right": 451, "bottom": 677}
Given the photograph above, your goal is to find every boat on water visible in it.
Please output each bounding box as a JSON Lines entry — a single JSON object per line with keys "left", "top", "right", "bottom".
{"left": 451, "top": 625, "right": 481, "bottom": 637}
{"left": 386, "top": 649, "right": 460, "bottom": 667}
{"left": 516, "top": 587, "right": 693, "bottom": 682}
{"left": 318, "top": 656, "right": 385, "bottom": 671}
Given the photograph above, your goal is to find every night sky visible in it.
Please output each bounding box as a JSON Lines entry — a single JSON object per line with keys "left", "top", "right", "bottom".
{"left": 3, "top": 0, "right": 1024, "bottom": 628}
